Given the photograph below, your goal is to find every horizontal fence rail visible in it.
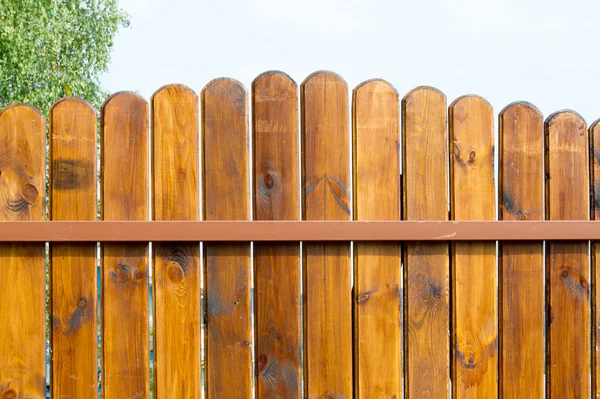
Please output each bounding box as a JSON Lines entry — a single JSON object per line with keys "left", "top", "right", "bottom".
{"left": 0, "top": 220, "right": 598, "bottom": 241}
{"left": 1, "top": 70, "right": 600, "bottom": 399}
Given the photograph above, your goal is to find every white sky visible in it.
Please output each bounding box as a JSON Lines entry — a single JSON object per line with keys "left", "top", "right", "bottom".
{"left": 102, "top": 0, "right": 600, "bottom": 123}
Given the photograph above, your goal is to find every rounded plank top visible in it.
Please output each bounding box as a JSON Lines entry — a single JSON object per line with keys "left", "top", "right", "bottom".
{"left": 252, "top": 71, "right": 299, "bottom": 221}
{"left": 50, "top": 97, "right": 97, "bottom": 221}
{"left": 202, "top": 77, "right": 249, "bottom": 221}
{"left": 101, "top": 92, "right": 149, "bottom": 221}
{"left": 0, "top": 104, "right": 46, "bottom": 221}
{"left": 301, "top": 71, "right": 350, "bottom": 221}
{"left": 152, "top": 84, "right": 199, "bottom": 221}
{"left": 499, "top": 102, "right": 543, "bottom": 221}
{"left": 545, "top": 110, "right": 588, "bottom": 220}
{"left": 353, "top": 78, "right": 399, "bottom": 220}
{"left": 402, "top": 85, "right": 448, "bottom": 221}
{"left": 449, "top": 95, "right": 495, "bottom": 221}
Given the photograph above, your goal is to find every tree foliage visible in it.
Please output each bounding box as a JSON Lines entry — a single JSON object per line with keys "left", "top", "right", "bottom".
{"left": 0, "top": 0, "right": 129, "bottom": 114}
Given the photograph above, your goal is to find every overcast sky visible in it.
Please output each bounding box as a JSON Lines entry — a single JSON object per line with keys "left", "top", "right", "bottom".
{"left": 102, "top": 0, "right": 600, "bottom": 123}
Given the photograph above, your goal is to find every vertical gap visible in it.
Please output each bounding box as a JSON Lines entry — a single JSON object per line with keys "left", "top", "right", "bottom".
{"left": 348, "top": 81, "right": 356, "bottom": 399}
{"left": 97, "top": 114, "right": 102, "bottom": 399}
{"left": 148, "top": 96, "right": 155, "bottom": 399}
{"left": 494, "top": 108, "right": 500, "bottom": 399}
{"left": 447, "top": 103, "right": 454, "bottom": 399}
{"left": 588, "top": 128, "right": 593, "bottom": 398}
{"left": 297, "top": 78, "right": 304, "bottom": 399}
{"left": 398, "top": 91, "right": 405, "bottom": 399}
{"left": 45, "top": 122, "right": 51, "bottom": 399}
{"left": 198, "top": 83, "right": 204, "bottom": 399}
{"left": 45, "top": 241, "right": 51, "bottom": 399}
{"left": 248, "top": 82, "right": 256, "bottom": 399}
{"left": 543, "top": 117, "right": 548, "bottom": 399}
{"left": 300, "top": 78, "right": 307, "bottom": 399}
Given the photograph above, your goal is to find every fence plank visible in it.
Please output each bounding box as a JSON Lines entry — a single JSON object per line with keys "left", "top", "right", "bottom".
{"left": 353, "top": 79, "right": 401, "bottom": 397}
{"left": 252, "top": 71, "right": 301, "bottom": 398}
{"left": 545, "top": 111, "right": 590, "bottom": 399}
{"left": 498, "top": 102, "right": 544, "bottom": 398}
{"left": 0, "top": 104, "right": 46, "bottom": 399}
{"left": 302, "top": 71, "right": 353, "bottom": 398}
{"left": 101, "top": 93, "right": 150, "bottom": 398}
{"left": 402, "top": 86, "right": 450, "bottom": 398}
{"left": 50, "top": 98, "right": 98, "bottom": 398}
{"left": 592, "top": 119, "right": 600, "bottom": 398}
{"left": 449, "top": 95, "right": 497, "bottom": 398}
{"left": 202, "top": 78, "right": 252, "bottom": 398}
{"left": 151, "top": 85, "right": 201, "bottom": 398}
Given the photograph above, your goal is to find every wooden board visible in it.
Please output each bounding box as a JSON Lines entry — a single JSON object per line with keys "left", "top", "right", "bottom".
{"left": 252, "top": 71, "right": 301, "bottom": 398}
{"left": 0, "top": 104, "right": 46, "bottom": 399}
{"left": 449, "top": 95, "right": 497, "bottom": 398}
{"left": 545, "top": 111, "right": 590, "bottom": 398}
{"left": 353, "top": 79, "right": 401, "bottom": 397}
{"left": 202, "top": 78, "right": 252, "bottom": 398}
{"left": 301, "top": 71, "right": 352, "bottom": 398}
{"left": 151, "top": 85, "right": 201, "bottom": 398}
{"left": 101, "top": 93, "right": 150, "bottom": 398}
{"left": 402, "top": 86, "right": 449, "bottom": 398}
{"left": 50, "top": 97, "right": 98, "bottom": 398}
{"left": 592, "top": 119, "right": 600, "bottom": 397}
{"left": 498, "top": 102, "right": 544, "bottom": 398}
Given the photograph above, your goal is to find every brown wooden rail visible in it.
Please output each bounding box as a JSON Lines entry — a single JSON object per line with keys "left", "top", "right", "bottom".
{"left": 0, "top": 220, "right": 598, "bottom": 241}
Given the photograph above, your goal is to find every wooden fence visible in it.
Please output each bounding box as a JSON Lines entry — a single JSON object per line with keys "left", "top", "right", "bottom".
{"left": 0, "top": 70, "right": 598, "bottom": 399}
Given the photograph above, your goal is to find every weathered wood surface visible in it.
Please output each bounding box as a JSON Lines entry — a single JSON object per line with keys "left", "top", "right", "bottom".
{"left": 252, "top": 71, "right": 302, "bottom": 398}
{"left": 498, "top": 102, "right": 544, "bottom": 398}
{"left": 152, "top": 85, "right": 202, "bottom": 398}
{"left": 203, "top": 78, "right": 252, "bottom": 398}
{"left": 0, "top": 104, "right": 46, "bottom": 399}
{"left": 545, "top": 111, "right": 590, "bottom": 399}
{"left": 302, "top": 71, "right": 353, "bottom": 398}
{"left": 353, "top": 79, "right": 402, "bottom": 398}
{"left": 50, "top": 97, "right": 98, "bottom": 398}
{"left": 402, "top": 86, "right": 450, "bottom": 398}
{"left": 101, "top": 93, "right": 150, "bottom": 398}
{"left": 449, "top": 95, "right": 497, "bottom": 398}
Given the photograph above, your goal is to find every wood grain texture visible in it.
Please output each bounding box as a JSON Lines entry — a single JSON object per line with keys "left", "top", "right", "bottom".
{"left": 353, "top": 79, "right": 401, "bottom": 398}
{"left": 402, "top": 86, "right": 449, "bottom": 398}
{"left": 545, "top": 111, "right": 590, "bottom": 399}
{"left": 449, "top": 95, "right": 497, "bottom": 398}
{"left": 252, "top": 71, "right": 301, "bottom": 398}
{"left": 101, "top": 93, "right": 150, "bottom": 399}
{"left": 202, "top": 78, "right": 252, "bottom": 398}
{"left": 498, "top": 102, "right": 544, "bottom": 398}
{"left": 151, "top": 85, "right": 201, "bottom": 398}
{"left": 302, "top": 71, "right": 352, "bottom": 398}
{"left": 50, "top": 97, "right": 98, "bottom": 398}
{"left": 591, "top": 119, "right": 600, "bottom": 398}
{"left": 0, "top": 104, "right": 46, "bottom": 399}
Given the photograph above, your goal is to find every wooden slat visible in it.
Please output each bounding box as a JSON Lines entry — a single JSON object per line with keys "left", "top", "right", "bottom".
{"left": 101, "top": 93, "right": 150, "bottom": 398}
{"left": 353, "top": 79, "right": 401, "bottom": 397}
{"left": 151, "top": 85, "right": 201, "bottom": 398}
{"left": 449, "top": 95, "right": 497, "bottom": 398}
{"left": 545, "top": 111, "right": 590, "bottom": 398}
{"left": 0, "top": 104, "right": 46, "bottom": 399}
{"left": 202, "top": 78, "right": 252, "bottom": 398}
{"left": 252, "top": 71, "right": 301, "bottom": 398}
{"left": 50, "top": 97, "right": 98, "bottom": 398}
{"left": 498, "top": 102, "right": 544, "bottom": 398}
{"left": 402, "top": 86, "right": 449, "bottom": 398}
{"left": 302, "top": 71, "right": 353, "bottom": 398}
{"left": 592, "top": 119, "right": 600, "bottom": 398}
